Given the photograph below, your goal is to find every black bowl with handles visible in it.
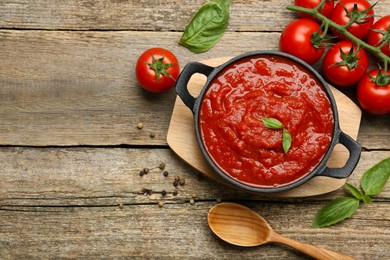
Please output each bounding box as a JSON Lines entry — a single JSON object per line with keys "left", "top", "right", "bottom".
{"left": 174, "top": 50, "right": 361, "bottom": 193}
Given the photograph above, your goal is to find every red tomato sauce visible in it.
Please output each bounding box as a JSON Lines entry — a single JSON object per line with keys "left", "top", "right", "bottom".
{"left": 199, "top": 55, "right": 334, "bottom": 187}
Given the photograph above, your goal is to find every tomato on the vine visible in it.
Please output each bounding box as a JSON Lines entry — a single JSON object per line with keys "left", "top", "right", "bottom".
{"left": 330, "top": 0, "right": 375, "bottom": 40}
{"left": 357, "top": 69, "right": 390, "bottom": 115}
{"left": 135, "top": 48, "right": 180, "bottom": 93}
{"left": 294, "top": 0, "right": 334, "bottom": 20}
{"left": 367, "top": 15, "right": 390, "bottom": 58}
{"left": 322, "top": 41, "right": 368, "bottom": 87}
{"left": 279, "top": 18, "right": 325, "bottom": 65}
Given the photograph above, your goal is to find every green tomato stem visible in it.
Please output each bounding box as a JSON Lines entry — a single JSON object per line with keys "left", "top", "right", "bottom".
{"left": 286, "top": 4, "right": 390, "bottom": 67}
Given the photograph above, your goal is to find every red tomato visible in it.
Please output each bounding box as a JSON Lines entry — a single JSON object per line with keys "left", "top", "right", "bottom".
{"left": 294, "top": 0, "right": 334, "bottom": 20}
{"left": 322, "top": 41, "right": 368, "bottom": 87}
{"left": 357, "top": 69, "right": 390, "bottom": 115}
{"left": 367, "top": 15, "right": 390, "bottom": 57}
{"left": 279, "top": 18, "right": 325, "bottom": 65}
{"left": 135, "top": 48, "right": 180, "bottom": 93}
{"left": 330, "top": 0, "right": 374, "bottom": 40}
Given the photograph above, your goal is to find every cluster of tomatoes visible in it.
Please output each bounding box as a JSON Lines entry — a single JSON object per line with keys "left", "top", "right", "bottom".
{"left": 279, "top": 0, "right": 390, "bottom": 115}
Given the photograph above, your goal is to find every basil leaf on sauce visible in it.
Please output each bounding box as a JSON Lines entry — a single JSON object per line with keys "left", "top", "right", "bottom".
{"left": 282, "top": 128, "right": 292, "bottom": 154}
{"left": 312, "top": 197, "right": 360, "bottom": 228}
{"left": 360, "top": 157, "right": 390, "bottom": 196}
{"left": 261, "top": 118, "right": 283, "bottom": 129}
{"left": 179, "top": 0, "right": 231, "bottom": 53}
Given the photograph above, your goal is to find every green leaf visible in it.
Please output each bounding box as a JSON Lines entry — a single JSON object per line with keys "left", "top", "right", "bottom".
{"left": 179, "top": 0, "right": 230, "bottom": 53}
{"left": 344, "top": 182, "right": 364, "bottom": 200}
{"left": 282, "top": 128, "right": 292, "bottom": 154}
{"left": 361, "top": 157, "right": 390, "bottom": 196}
{"left": 312, "top": 197, "right": 360, "bottom": 228}
{"left": 261, "top": 118, "right": 283, "bottom": 129}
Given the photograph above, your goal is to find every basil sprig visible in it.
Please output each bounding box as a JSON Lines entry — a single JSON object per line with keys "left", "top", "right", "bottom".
{"left": 179, "top": 0, "right": 231, "bottom": 53}
{"left": 261, "top": 118, "right": 292, "bottom": 154}
{"left": 312, "top": 157, "right": 390, "bottom": 228}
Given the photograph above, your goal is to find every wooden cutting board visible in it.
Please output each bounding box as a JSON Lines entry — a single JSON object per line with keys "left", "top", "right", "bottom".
{"left": 167, "top": 57, "right": 362, "bottom": 197}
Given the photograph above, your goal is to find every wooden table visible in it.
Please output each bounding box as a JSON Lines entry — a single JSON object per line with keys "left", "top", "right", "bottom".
{"left": 1, "top": 1, "right": 389, "bottom": 259}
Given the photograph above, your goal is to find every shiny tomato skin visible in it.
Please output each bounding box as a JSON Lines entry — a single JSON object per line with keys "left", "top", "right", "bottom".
{"left": 357, "top": 69, "right": 390, "bottom": 115}
{"left": 279, "top": 18, "right": 325, "bottom": 65}
{"left": 322, "top": 41, "right": 368, "bottom": 87}
{"left": 294, "top": 0, "right": 334, "bottom": 20}
{"left": 135, "top": 48, "right": 180, "bottom": 93}
{"left": 330, "top": 0, "right": 374, "bottom": 40}
{"left": 367, "top": 15, "right": 390, "bottom": 57}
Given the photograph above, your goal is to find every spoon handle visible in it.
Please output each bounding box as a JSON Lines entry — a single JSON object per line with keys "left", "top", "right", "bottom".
{"left": 270, "top": 232, "right": 356, "bottom": 260}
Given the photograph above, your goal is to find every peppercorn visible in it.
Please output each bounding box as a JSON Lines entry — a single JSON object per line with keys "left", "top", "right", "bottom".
{"left": 163, "top": 170, "right": 169, "bottom": 177}
{"left": 119, "top": 203, "right": 124, "bottom": 209}
{"left": 158, "top": 201, "right": 164, "bottom": 208}
{"left": 174, "top": 176, "right": 180, "bottom": 182}
{"left": 173, "top": 190, "right": 178, "bottom": 196}
{"left": 139, "top": 170, "right": 144, "bottom": 176}
{"left": 173, "top": 180, "right": 179, "bottom": 187}
{"left": 189, "top": 199, "right": 195, "bottom": 205}
{"left": 159, "top": 162, "right": 166, "bottom": 170}
{"left": 150, "top": 132, "right": 156, "bottom": 138}
{"left": 143, "top": 168, "right": 149, "bottom": 174}
{"left": 161, "top": 190, "right": 167, "bottom": 197}
{"left": 179, "top": 178, "right": 185, "bottom": 186}
{"left": 137, "top": 122, "right": 143, "bottom": 129}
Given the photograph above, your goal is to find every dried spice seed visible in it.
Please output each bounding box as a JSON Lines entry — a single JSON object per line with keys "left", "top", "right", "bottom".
{"left": 190, "top": 199, "right": 195, "bottom": 205}
{"left": 141, "top": 188, "right": 153, "bottom": 196}
{"left": 143, "top": 168, "right": 149, "bottom": 174}
{"left": 179, "top": 178, "right": 185, "bottom": 186}
{"left": 163, "top": 171, "right": 169, "bottom": 177}
{"left": 119, "top": 203, "right": 124, "bottom": 209}
{"left": 150, "top": 133, "right": 156, "bottom": 138}
{"left": 173, "top": 190, "right": 178, "bottom": 196}
{"left": 137, "top": 122, "right": 143, "bottom": 129}
{"left": 161, "top": 190, "right": 167, "bottom": 197}
{"left": 174, "top": 176, "right": 180, "bottom": 182}
{"left": 159, "top": 162, "right": 166, "bottom": 170}
{"left": 139, "top": 170, "right": 145, "bottom": 176}
{"left": 158, "top": 201, "right": 164, "bottom": 208}
{"left": 173, "top": 180, "right": 179, "bottom": 187}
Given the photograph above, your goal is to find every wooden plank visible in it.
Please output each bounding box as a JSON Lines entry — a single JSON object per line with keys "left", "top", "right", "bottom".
{"left": 0, "top": 202, "right": 389, "bottom": 259}
{"left": 1, "top": 148, "right": 389, "bottom": 207}
{"left": 0, "top": 0, "right": 385, "bottom": 32}
{"left": 1, "top": 30, "right": 389, "bottom": 148}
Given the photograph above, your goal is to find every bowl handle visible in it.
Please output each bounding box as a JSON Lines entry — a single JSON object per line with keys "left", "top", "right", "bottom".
{"left": 318, "top": 131, "right": 361, "bottom": 179}
{"left": 175, "top": 62, "right": 214, "bottom": 112}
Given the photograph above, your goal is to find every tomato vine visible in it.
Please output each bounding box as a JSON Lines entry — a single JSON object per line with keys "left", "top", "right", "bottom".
{"left": 287, "top": 0, "right": 390, "bottom": 71}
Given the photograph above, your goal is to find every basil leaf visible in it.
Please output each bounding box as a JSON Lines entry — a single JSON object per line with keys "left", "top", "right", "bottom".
{"left": 261, "top": 118, "right": 284, "bottom": 129}
{"left": 179, "top": 0, "right": 230, "bottom": 53}
{"left": 344, "top": 182, "right": 364, "bottom": 200}
{"left": 361, "top": 157, "right": 390, "bottom": 196}
{"left": 282, "top": 128, "right": 292, "bottom": 154}
{"left": 312, "top": 197, "right": 360, "bottom": 228}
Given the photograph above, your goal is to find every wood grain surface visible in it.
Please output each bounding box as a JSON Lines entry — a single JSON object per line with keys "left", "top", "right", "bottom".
{"left": 1, "top": 0, "right": 389, "bottom": 259}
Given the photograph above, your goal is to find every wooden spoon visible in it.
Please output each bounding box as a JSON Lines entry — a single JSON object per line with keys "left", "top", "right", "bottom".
{"left": 208, "top": 202, "right": 356, "bottom": 260}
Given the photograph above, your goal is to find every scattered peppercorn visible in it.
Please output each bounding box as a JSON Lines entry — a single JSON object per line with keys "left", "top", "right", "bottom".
{"left": 173, "top": 180, "right": 179, "bottom": 187}
{"left": 159, "top": 162, "right": 166, "bottom": 170}
{"left": 189, "top": 199, "right": 195, "bottom": 205}
{"left": 173, "top": 190, "right": 178, "bottom": 196}
{"left": 179, "top": 178, "right": 185, "bottom": 186}
{"left": 141, "top": 188, "right": 153, "bottom": 195}
{"left": 174, "top": 176, "right": 180, "bottom": 182}
{"left": 137, "top": 122, "right": 143, "bottom": 129}
{"left": 119, "top": 203, "right": 124, "bottom": 209}
{"left": 139, "top": 170, "right": 144, "bottom": 176}
{"left": 161, "top": 190, "right": 167, "bottom": 197}
{"left": 163, "top": 170, "right": 169, "bottom": 177}
{"left": 143, "top": 168, "right": 149, "bottom": 174}
{"left": 150, "top": 132, "right": 156, "bottom": 138}
{"left": 158, "top": 201, "right": 164, "bottom": 208}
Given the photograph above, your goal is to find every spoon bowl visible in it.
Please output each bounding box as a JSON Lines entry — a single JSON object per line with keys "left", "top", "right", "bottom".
{"left": 208, "top": 202, "right": 356, "bottom": 260}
